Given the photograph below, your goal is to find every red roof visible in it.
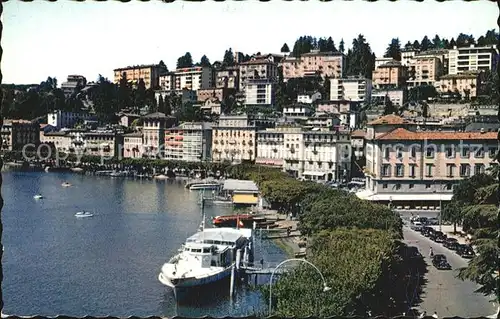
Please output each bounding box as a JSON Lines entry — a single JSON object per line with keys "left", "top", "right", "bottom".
{"left": 375, "top": 127, "right": 498, "bottom": 141}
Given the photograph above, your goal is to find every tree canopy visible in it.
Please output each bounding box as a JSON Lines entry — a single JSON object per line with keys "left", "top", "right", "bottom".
{"left": 176, "top": 52, "right": 194, "bottom": 69}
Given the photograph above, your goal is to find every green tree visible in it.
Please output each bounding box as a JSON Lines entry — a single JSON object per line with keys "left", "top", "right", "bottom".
{"left": 383, "top": 96, "right": 397, "bottom": 115}
{"left": 133, "top": 78, "right": 147, "bottom": 110}
{"left": 280, "top": 43, "right": 290, "bottom": 53}
{"left": 403, "top": 41, "right": 413, "bottom": 50}
{"left": 158, "top": 95, "right": 165, "bottom": 114}
{"left": 432, "top": 34, "right": 443, "bottom": 49}
{"left": 384, "top": 38, "right": 401, "bottom": 61}
{"left": 325, "top": 37, "right": 336, "bottom": 52}
{"left": 176, "top": 52, "right": 194, "bottom": 69}
{"left": 412, "top": 40, "right": 421, "bottom": 51}
{"left": 339, "top": 38, "right": 345, "bottom": 53}
{"left": 222, "top": 48, "right": 235, "bottom": 67}
{"left": 199, "top": 55, "right": 211, "bottom": 67}
{"left": 345, "top": 34, "right": 375, "bottom": 79}
{"left": 420, "top": 36, "right": 431, "bottom": 51}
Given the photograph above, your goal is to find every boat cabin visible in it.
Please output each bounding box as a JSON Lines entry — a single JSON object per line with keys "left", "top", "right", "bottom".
{"left": 182, "top": 242, "right": 232, "bottom": 268}
{"left": 185, "top": 228, "right": 251, "bottom": 250}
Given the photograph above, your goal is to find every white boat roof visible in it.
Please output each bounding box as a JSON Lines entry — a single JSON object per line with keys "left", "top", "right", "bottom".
{"left": 187, "top": 227, "right": 252, "bottom": 243}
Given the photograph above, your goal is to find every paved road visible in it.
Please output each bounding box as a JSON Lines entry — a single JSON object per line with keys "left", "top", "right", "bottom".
{"left": 403, "top": 225, "right": 497, "bottom": 317}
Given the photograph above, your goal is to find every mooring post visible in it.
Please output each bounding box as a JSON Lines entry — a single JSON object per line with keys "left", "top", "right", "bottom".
{"left": 230, "top": 265, "right": 235, "bottom": 298}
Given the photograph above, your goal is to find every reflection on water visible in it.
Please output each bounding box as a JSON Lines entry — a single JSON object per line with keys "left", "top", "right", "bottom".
{"left": 1, "top": 172, "right": 286, "bottom": 317}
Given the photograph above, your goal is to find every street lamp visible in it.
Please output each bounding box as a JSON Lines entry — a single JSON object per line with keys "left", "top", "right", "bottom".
{"left": 268, "top": 258, "right": 331, "bottom": 316}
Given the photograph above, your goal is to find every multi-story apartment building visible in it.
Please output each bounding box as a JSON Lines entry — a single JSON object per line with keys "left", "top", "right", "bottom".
{"left": 283, "top": 104, "right": 315, "bottom": 118}
{"left": 375, "top": 57, "right": 396, "bottom": 68}
{"left": 83, "top": 131, "right": 124, "bottom": 158}
{"left": 330, "top": 77, "right": 372, "bottom": 103}
{"left": 281, "top": 50, "right": 345, "bottom": 81}
{"left": 164, "top": 122, "right": 212, "bottom": 162}
{"left": 371, "top": 89, "right": 407, "bottom": 106}
{"left": 1, "top": 119, "right": 40, "bottom": 151}
{"left": 407, "top": 56, "right": 442, "bottom": 87}
{"left": 48, "top": 110, "right": 96, "bottom": 130}
{"left": 159, "top": 67, "right": 213, "bottom": 92}
{"left": 316, "top": 100, "right": 360, "bottom": 128}
{"left": 142, "top": 112, "right": 176, "bottom": 158}
{"left": 448, "top": 45, "right": 498, "bottom": 75}
{"left": 360, "top": 114, "right": 498, "bottom": 208}
{"left": 40, "top": 131, "right": 72, "bottom": 152}
{"left": 401, "top": 50, "right": 419, "bottom": 67}
{"left": 436, "top": 71, "right": 480, "bottom": 99}
{"left": 216, "top": 66, "right": 239, "bottom": 90}
{"left": 211, "top": 114, "right": 274, "bottom": 163}
{"left": 244, "top": 79, "right": 275, "bottom": 106}
{"left": 197, "top": 88, "right": 235, "bottom": 103}
{"left": 239, "top": 56, "right": 279, "bottom": 91}
{"left": 255, "top": 126, "right": 351, "bottom": 181}
{"left": 372, "top": 61, "right": 408, "bottom": 89}
{"left": 122, "top": 132, "right": 143, "bottom": 159}
{"left": 61, "top": 75, "right": 86, "bottom": 98}
{"left": 414, "top": 49, "right": 449, "bottom": 75}
{"left": 113, "top": 63, "right": 168, "bottom": 89}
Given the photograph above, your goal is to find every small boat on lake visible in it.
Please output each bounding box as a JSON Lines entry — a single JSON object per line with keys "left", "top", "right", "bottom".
{"left": 62, "top": 182, "right": 72, "bottom": 187}
{"left": 213, "top": 214, "right": 256, "bottom": 228}
{"left": 33, "top": 194, "right": 44, "bottom": 200}
{"left": 75, "top": 211, "right": 94, "bottom": 218}
{"left": 154, "top": 174, "right": 168, "bottom": 180}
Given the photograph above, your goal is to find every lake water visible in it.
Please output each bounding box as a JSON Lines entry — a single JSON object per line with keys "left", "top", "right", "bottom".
{"left": 1, "top": 171, "right": 286, "bottom": 317}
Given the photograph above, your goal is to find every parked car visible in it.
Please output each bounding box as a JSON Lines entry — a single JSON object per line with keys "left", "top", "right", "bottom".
{"left": 420, "top": 226, "right": 434, "bottom": 237}
{"left": 430, "top": 231, "right": 447, "bottom": 243}
{"left": 456, "top": 244, "right": 475, "bottom": 258}
{"left": 432, "top": 254, "right": 452, "bottom": 270}
{"left": 443, "top": 238, "right": 459, "bottom": 250}
{"left": 411, "top": 220, "right": 423, "bottom": 231}
{"left": 427, "top": 217, "right": 439, "bottom": 225}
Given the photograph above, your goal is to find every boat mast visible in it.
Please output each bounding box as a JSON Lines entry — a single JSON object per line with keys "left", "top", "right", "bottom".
{"left": 201, "top": 189, "right": 206, "bottom": 232}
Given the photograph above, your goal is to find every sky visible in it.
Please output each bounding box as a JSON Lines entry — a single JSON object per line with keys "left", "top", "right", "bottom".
{"left": 2, "top": 0, "right": 498, "bottom": 85}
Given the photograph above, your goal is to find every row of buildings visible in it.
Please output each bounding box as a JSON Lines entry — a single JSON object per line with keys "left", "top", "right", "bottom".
{"left": 110, "top": 44, "right": 497, "bottom": 112}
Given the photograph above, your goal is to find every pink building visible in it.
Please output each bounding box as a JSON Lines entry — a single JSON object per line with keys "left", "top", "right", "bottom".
{"left": 281, "top": 50, "right": 345, "bottom": 81}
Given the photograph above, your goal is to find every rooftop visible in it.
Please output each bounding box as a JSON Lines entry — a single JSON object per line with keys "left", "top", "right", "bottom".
{"left": 122, "top": 132, "right": 143, "bottom": 137}
{"left": 351, "top": 129, "right": 366, "bottom": 138}
{"left": 367, "top": 114, "right": 411, "bottom": 125}
{"left": 440, "top": 72, "right": 480, "bottom": 80}
{"left": 113, "top": 63, "right": 165, "bottom": 72}
{"left": 375, "top": 127, "right": 497, "bottom": 141}
{"left": 223, "top": 179, "right": 259, "bottom": 192}
{"left": 186, "top": 228, "right": 251, "bottom": 243}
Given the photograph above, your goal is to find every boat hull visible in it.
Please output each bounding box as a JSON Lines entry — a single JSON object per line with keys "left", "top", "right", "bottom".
{"left": 159, "top": 266, "right": 233, "bottom": 301}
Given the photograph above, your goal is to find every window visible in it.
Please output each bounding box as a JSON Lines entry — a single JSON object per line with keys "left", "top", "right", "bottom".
{"left": 382, "top": 183, "right": 388, "bottom": 189}
{"left": 409, "top": 147, "right": 417, "bottom": 160}
{"left": 445, "top": 146, "right": 454, "bottom": 158}
{"left": 425, "top": 164, "right": 433, "bottom": 177}
{"left": 381, "top": 164, "right": 391, "bottom": 177}
{"left": 383, "top": 147, "right": 390, "bottom": 160}
{"left": 461, "top": 146, "right": 470, "bottom": 158}
{"left": 474, "top": 164, "right": 485, "bottom": 175}
{"left": 396, "top": 147, "right": 403, "bottom": 159}
{"left": 409, "top": 184, "right": 414, "bottom": 189}
{"left": 425, "top": 183, "right": 431, "bottom": 189}
{"left": 395, "top": 183, "right": 401, "bottom": 190}
{"left": 446, "top": 164, "right": 454, "bottom": 177}
{"left": 474, "top": 146, "right": 485, "bottom": 158}
{"left": 446, "top": 183, "right": 453, "bottom": 190}
{"left": 489, "top": 147, "right": 497, "bottom": 158}
{"left": 460, "top": 164, "right": 471, "bottom": 177}
{"left": 425, "top": 147, "right": 435, "bottom": 158}
{"left": 409, "top": 164, "right": 417, "bottom": 178}
{"left": 396, "top": 164, "right": 404, "bottom": 177}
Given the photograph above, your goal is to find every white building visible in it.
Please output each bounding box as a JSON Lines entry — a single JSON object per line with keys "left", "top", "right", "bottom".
{"left": 255, "top": 126, "right": 351, "bottom": 181}
{"left": 283, "top": 105, "right": 315, "bottom": 118}
{"left": 165, "top": 122, "right": 213, "bottom": 162}
{"left": 122, "top": 132, "right": 143, "bottom": 159}
{"left": 40, "top": 131, "right": 73, "bottom": 152}
{"left": 448, "top": 44, "right": 498, "bottom": 75}
{"left": 297, "top": 92, "right": 322, "bottom": 104}
{"left": 47, "top": 110, "right": 95, "bottom": 130}
{"left": 371, "top": 89, "right": 406, "bottom": 106}
{"left": 330, "top": 77, "right": 372, "bottom": 103}
{"left": 244, "top": 79, "right": 275, "bottom": 106}
{"left": 401, "top": 50, "right": 418, "bottom": 67}
{"left": 158, "top": 67, "right": 213, "bottom": 92}
{"left": 142, "top": 112, "right": 175, "bottom": 158}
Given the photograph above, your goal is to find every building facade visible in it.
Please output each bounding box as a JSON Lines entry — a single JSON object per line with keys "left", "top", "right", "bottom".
{"left": 197, "top": 88, "right": 235, "bottom": 103}
{"left": 61, "top": 75, "right": 86, "bottom": 98}
{"left": 360, "top": 114, "right": 498, "bottom": 208}
{"left": 142, "top": 112, "right": 176, "bottom": 158}
{"left": 448, "top": 45, "right": 498, "bottom": 75}
{"left": 297, "top": 92, "right": 322, "bottom": 104}
{"left": 371, "top": 89, "right": 407, "bottom": 106}
{"left": 1, "top": 120, "right": 40, "bottom": 151}
{"left": 372, "top": 61, "right": 408, "bottom": 89}
{"left": 244, "top": 79, "right": 275, "bottom": 106}
{"left": 83, "top": 131, "right": 124, "bottom": 158}
{"left": 239, "top": 56, "right": 279, "bottom": 91}
{"left": 122, "top": 132, "right": 143, "bottom": 159}
{"left": 407, "top": 56, "right": 442, "bottom": 87}
{"left": 113, "top": 64, "right": 168, "bottom": 89}
{"left": 164, "top": 122, "right": 212, "bottom": 162}
{"left": 40, "top": 131, "right": 72, "bottom": 153}
{"left": 281, "top": 50, "right": 345, "bottom": 81}
{"left": 436, "top": 71, "right": 480, "bottom": 99}
{"left": 330, "top": 77, "right": 372, "bottom": 103}
{"left": 215, "top": 67, "right": 239, "bottom": 90}
{"left": 255, "top": 126, "right": 351, "bottom": 181}
{"left": 48, "top": 110, "right": 95, "bottom": 130}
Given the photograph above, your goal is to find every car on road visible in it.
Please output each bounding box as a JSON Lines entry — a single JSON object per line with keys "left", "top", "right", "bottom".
{"left": 430, "top": 230, "right": 447, "bottom": 243}
{"left": 432, "top": 254, "right": 452, "bottom": 270}
{"left": 427, "top": 217, "right": 439, "bottom": 225}
{"left": 420, "top": 226, "right": 435, "bottom": 237}
{"left": 443, "top": 238, "right": 459, "bottom": 250}
{"left": 456, "top": 244, "right": 475, "bottom": 258}
{"left": 411, "top": 220, "right": 423, "bottom": 231}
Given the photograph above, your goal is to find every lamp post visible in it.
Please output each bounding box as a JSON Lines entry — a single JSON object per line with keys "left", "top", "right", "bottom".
{"left": 268, "top": 258, "right": 331, "bottom": 316}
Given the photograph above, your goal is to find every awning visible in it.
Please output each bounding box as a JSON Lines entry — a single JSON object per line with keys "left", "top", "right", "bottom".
{"left": 356, "top": 191, "right": 453, "bottom": 202}
{"left": 303, "top": 171, "right": 326, "bottom": 176}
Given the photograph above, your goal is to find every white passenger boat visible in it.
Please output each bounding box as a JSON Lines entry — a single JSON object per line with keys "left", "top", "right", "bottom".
{"left": 75, "top": 211, "right": 94, "bottom": 218}
{"left": 33, "top": 194, "right": 44, "bottom": 199}
{"left": 61, "top": 182, "right": 72, "bottom": 187}
{"left": 158, "top": 196, "right": 253, "bottom": 300}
